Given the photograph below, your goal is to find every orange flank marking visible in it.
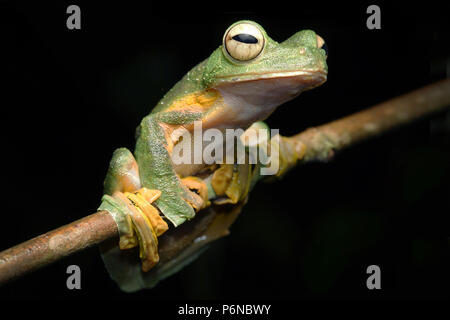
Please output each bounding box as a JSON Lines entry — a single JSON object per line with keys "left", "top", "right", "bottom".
{"left": 166, "top": 89, "right": 222, "bottom": 113}
{"left": 161, "top": 89, "right": 226, "bottom": 154}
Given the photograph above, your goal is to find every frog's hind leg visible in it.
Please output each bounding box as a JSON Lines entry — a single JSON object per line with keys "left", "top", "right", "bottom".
{"left": 99, "top": 148, "right": 168, "bottom": 271}
{"left": 103, "top": 148, "right": 141, "bottom": 195}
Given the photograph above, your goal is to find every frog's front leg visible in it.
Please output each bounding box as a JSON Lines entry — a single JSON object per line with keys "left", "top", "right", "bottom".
{"left": 241, "top": 121, "right": 306, "bottom": 180}
{"left": 135, "top": 114, "right": 209, "bottom": 228}
{"left": 99, "top": 148, "right": 168, "bottom": 271}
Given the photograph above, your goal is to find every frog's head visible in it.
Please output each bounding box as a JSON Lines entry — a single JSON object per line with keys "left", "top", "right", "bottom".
{"left": 203, "top": 20, "right": 327, "bottom": 121}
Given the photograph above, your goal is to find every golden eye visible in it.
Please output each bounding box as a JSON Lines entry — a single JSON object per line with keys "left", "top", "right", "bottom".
{"left": 223, "top": 22, "right": 265, "bottom": 62}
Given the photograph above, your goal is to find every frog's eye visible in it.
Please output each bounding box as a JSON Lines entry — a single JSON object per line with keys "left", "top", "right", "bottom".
{"left": 223, "top": 22, "right": 265, "bottom": 62}
{"left": 316, "top": 35, "right": 328, "bottom": 56}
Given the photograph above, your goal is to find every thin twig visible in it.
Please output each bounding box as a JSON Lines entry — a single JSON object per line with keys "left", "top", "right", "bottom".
{"left": 0, "top": 78, "right": 449, "bottom": 286}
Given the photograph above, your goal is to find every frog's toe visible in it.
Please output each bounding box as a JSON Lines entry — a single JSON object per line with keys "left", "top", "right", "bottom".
{"left": 126, "top": 188, "right": 168, "bottom": 237}
{"left": 124, "top": 200, "right": 160, "bottom": 272}
{"left": 181, "top": 176, "right": 210, "bottom": 211}
{"left": 211, "top": 164, "right": 252, "bottom": 205}
{"left": 134, "top": 188, "right": 161, "bottom": 204}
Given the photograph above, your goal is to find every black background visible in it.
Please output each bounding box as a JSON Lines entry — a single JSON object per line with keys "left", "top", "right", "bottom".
{"left": 1, "top": 0, "right": 449, "bottom": 304}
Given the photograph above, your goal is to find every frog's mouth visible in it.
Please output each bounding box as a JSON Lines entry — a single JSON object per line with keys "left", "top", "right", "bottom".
{"left": 214, "top": 69, "right": 327, "bottom": 88}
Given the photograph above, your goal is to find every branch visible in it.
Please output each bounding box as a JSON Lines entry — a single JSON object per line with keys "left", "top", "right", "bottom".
{"left": 0, "top": 211, "right": 117, "bottom": 285}
{"left": 288, "top": 78, "right": 450, "bottom": 163}
{"left": 0, "top": 78, "right": 449, "bottom": 286}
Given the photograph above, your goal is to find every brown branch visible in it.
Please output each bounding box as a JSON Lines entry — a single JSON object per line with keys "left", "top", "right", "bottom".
{"left": 0, "top": 78, "right": 449, "bottom": 286}
{"left": 288, "top": 78, "right": 450, "bottom": 163}
{"left": 0, "top": 211, "right": 117, "bottom": 285}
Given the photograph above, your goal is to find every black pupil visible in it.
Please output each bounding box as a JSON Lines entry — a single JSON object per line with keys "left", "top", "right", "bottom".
{"left": 232, "top": 33, "right": 258, "bottom": 44}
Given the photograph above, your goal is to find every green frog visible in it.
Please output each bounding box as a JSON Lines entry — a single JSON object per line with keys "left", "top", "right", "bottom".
{"left": 99, "top": 20, "right": 327, "bottom": 291}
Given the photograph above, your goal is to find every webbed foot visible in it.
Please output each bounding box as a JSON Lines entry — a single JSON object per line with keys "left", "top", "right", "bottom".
{"left": 99, "top": 148, "right": 169, "bottom": 272}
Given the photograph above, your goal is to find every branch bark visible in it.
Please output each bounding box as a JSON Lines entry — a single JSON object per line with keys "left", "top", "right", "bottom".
{"left": 288, "top": 78, "right": 450, "bottom": 163}
{"left": 0, "top": 78, "right": 449, "bottom": 286}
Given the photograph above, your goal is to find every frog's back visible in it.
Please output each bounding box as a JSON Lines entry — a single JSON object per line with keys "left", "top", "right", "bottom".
{"left": 150, "top": 60, "right": 208, "bottom": 114}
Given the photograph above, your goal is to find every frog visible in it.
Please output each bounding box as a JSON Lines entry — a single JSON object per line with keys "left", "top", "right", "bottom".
{"left": 98, "top": 20, "right": 327, "bottom": 290}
